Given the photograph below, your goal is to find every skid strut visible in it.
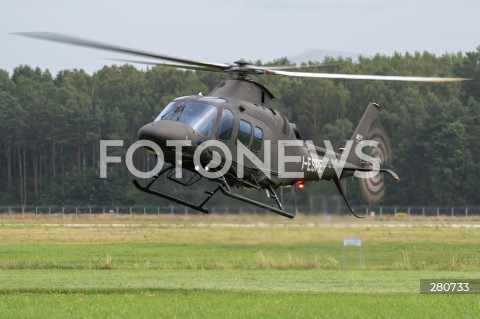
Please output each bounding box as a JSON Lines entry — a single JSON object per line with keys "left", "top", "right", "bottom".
{"left": 133, "top": 166, "right": 219, "bottom": 214}
{"left": 133, "top": 167, "right": 295, "bottom": 218}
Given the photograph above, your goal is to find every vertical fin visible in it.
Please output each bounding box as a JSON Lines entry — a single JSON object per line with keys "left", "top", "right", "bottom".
{"left": 346, "top": 103, "right": 380, "bottom": 166}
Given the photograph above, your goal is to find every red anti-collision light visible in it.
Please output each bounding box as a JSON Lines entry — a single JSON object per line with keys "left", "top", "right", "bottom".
{"left": 296, "top": 181, "right": 305, "bottom": 189}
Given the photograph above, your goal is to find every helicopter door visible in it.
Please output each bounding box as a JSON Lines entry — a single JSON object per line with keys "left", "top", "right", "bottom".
{"left": 237, "top": 119, "right": 252, "bottom": 148}
{"left": 251, "top": 127, "right": 263, "bottom": 152}
{"left": 234, "top": 119, "right": 258, "bottom": 177}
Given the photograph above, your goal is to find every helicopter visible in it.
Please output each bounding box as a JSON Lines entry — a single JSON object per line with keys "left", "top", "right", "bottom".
{"left": 15, "top": 32, "right": 470, "bottom": 218}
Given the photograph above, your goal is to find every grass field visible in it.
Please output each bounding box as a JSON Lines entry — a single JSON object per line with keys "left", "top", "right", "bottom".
{"left": 0, "top": 214, "right": 479, "bottom": 318}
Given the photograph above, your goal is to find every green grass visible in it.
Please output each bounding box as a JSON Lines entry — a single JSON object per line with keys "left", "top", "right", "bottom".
{"left": 0, "top": 220, "right": 479, "bottom": 318}
{"left": 0, "top": 291, "right": 478, "bottom": 319}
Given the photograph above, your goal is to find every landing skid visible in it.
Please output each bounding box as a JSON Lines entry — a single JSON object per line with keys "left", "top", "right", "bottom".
{"left": 218, "top": 184, "right": 294, "bottom": 219}
{"left": 133, "top": 166, "right": 294, "bottom": 219}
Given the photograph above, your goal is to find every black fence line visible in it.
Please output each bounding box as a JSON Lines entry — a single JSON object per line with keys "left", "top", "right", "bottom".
{"left": 1, "top": 205, "right": 480, "bottom": 217}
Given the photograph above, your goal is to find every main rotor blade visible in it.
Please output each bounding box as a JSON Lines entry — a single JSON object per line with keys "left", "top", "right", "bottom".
{"left": 260, "top": 62, "right": 343, "bottom": 71}
{"left": 14, "top": 32, "right": 229, "bottom": 71}
{"left": 106, "top": 58, "right": 224, "bottom": 72}
{"left": 13, "top": 32, "right": 472, "bottom": 82}
{"left": 266, "top": 70, "right": 470, "bottom": 82}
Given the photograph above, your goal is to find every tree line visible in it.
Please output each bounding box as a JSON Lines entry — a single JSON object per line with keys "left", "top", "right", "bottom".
{"left": 0, "top": 48, "right": 479, "bottom": 207}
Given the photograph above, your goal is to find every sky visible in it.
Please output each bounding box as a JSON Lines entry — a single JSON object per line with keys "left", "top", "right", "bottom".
{"left": 2, "top": 0, "right": 479, "bottom": 75}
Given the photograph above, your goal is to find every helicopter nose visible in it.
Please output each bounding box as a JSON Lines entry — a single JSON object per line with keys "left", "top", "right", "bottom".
{"left": 137, "top": 121, "right": 192, "bottom": 145}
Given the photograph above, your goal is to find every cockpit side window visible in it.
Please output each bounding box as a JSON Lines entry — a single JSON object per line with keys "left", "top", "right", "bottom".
{"left": 216, "top": 108, "right": 234, "bottom": 141}
{"left": 237, "top": 119, "right": 252, "bottom": 146}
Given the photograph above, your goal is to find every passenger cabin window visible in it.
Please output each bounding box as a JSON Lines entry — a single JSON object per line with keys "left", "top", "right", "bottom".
{"left": 237, "top": 120, "right": 252, "bottom": 146}
{"left": 216, "top": 108, "right": 234, "bottom": 141}
{"left": 251, "top": 127, "right": 263, "bottom": 152}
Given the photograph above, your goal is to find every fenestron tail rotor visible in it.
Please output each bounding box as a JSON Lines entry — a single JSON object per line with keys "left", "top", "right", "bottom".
{"left": 13, "top": 32, "right": 471, "bottom": 82}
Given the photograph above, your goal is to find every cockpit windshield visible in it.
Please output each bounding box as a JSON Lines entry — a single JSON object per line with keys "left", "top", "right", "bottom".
{"left": 155, "top": 101, "right": 218, "bottom": 137}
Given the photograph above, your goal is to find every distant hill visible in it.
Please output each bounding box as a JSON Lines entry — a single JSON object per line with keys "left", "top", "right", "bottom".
{"left": 289, "top": 49, "right": 367, "bottom": 65}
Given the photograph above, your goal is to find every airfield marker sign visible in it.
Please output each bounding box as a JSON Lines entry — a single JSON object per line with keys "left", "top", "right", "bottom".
{"left": 343, "top": 236, "right": 362, "bottom": 267}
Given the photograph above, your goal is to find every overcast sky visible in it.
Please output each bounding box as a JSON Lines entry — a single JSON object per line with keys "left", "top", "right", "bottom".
{"left": 2, "top": 0, "right": 479, "bottom": 75}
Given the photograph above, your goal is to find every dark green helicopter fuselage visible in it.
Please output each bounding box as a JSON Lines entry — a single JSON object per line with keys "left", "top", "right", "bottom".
{"left": 138, "top": 78, "right": 356, "bottom": 189}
